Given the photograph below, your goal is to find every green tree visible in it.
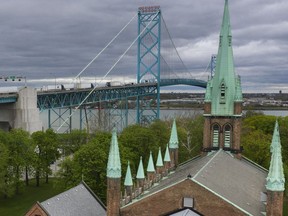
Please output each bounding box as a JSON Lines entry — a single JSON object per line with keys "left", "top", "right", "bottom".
{"left": 119, "top": 124, "right": 159, "bottom": 173}
{"left": 176, "top": 115, "right": 204, "bottom": 163}
{"left": 56, "top": 131, "right": 111, "bottom": 202}
{"left": 6, "top": 129, "right": 30, "bottom": 195}
{"left": 59, "top": 129, "right": 89, "bottom": 155}
{"left": 243, "top": 115, "right": 276, "bottom": 135}
{"left": 148, "top": 120, "right": 170, "bottom": 148}
{"left": 31, "top": 129, "right": 60, "bottom": 186}
{"left": 0, "top": 142, "right": 9, "bottom": 198}
{"left": 241, "top": 130, "right": 271, "bottom": 169}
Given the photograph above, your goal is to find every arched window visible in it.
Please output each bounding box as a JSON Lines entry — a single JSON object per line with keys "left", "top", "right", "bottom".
{"left": 224, "top": 124, "right": 232, "bottom": 148}
{"left": 212, "top": 124, "right": 220, "bottom": 147}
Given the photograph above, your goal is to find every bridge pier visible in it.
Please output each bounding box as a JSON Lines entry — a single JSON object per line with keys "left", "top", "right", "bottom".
{"left": 0, "top": 87, "right": 42, "bottom": 133}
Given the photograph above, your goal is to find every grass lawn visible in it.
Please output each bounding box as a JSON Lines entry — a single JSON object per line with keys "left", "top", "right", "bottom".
{"left": 0, "top": 178, "right": 64, "bottom": 216}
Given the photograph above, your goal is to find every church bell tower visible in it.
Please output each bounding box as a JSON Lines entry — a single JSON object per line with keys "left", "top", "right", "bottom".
{"left": 203, "top": 0, "right": 243, "bottom": 155}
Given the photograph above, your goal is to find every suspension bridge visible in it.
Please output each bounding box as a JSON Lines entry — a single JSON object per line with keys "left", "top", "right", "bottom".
{"left": 0, "top": 6, "right": 215, "bottom": 133}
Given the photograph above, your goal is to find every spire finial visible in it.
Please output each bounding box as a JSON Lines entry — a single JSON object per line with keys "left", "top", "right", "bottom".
{"left": 136, "top": 156, "right": 145, "bottom": 179}
{"left": 164, "top": 144, "right": 171, "bottom": 162}
{"left": 266, "top": 120, "right": 285, "bottom": 191}
{"left": 124, "top": 161, "right": 133, "bottom": 186}
{"left": 107, "top": 128, "right": 121, "bottom": 178}
{"left": 169, "top": 119, "right": 179, "bottom": 149}
{"left": 156, "top": 147, "right": 164, "bottom": 167}
{"left": 147, "top": 151, "right": 155, "bottom": 172}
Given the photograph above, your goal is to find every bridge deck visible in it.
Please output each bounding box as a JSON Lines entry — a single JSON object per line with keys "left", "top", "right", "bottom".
{"left": 37, "top": 83, "right": 158, "bottom": 110}
{"left": 0, "top": 94, "right": 18, "bottom": 103}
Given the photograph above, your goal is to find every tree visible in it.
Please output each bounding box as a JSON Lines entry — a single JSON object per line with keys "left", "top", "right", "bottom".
{"left": 59, "top": 129, "right": 89, "bottom": 155}
{"left": 56, "top": 131, "right": 111, "bottom": 203}
{"left": 31, "top": 129, "right": 60, "bottom": 186}
{"left": 243, "top": 115, "right": 276, "bottom": 135}
{"left": 241, "top": 130, "right": 271, "bottom": 169}
{"left": 119, "top": 124, "right": 159, "bottom": 173}
{"left": 6, "top": 129, "right": 30, "bottom": 194}
{"left": 0, "top": 141, "right": 9, "bottom": 198}
{"left": 176, "top": 114, "right": 204, "bottom": 163}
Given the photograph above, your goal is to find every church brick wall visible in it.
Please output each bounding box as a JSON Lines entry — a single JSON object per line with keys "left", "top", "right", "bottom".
{"left": 203, "top": 118, "right": 211, "bottom": 150}
{"left": 266, "top": 191, "right": 284, "bottom": 216}
{"left": 204, "top": 102, "right": 211, "bottom": 114}
{"left": 234, "top": 102, "right": 242, "bottom": 115}
{"left": 120, "top": 179, "right": 245, "bottom": 216}
{"left": 107, "top": 178, "right": 121, "bottom": 216}
{"left": 203, "top": 115, "right": 242, "bottom": 154}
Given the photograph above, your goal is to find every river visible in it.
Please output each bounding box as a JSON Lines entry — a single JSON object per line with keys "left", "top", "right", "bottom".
{"left": 39, "top": 108, "right": 288, "bottom": 132}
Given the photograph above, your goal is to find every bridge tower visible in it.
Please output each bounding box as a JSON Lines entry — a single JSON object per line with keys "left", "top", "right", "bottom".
{"left": 137, "top": 6, "right": 161, "bottom": 125}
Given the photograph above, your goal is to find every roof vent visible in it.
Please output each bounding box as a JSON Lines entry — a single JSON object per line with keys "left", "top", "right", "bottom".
{"left": 183, "top": 197, "right": 194, "bottom": 208}
{"left": 260, "top": 192, "right": 267, "bottom": 202}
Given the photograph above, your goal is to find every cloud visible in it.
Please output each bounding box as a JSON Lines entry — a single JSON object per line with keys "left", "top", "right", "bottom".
{"left": 0, "top": 0, "right": 286, "bottom": 93}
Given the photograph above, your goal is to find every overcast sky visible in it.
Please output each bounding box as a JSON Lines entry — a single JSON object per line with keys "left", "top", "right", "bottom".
{"left": 0, "top": 0, "right": 287, "bottom": 93}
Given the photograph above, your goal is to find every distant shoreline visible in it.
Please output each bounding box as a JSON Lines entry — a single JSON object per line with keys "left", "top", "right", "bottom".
{"left": 158, "top": 105, "right": 288, "bottom": 111}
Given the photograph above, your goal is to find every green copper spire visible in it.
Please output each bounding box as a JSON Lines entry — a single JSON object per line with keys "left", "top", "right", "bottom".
{"left": 169, "top": 119, "right": 179, "bottom": 149}
{"left": 204, "top": 79, "right": 212, "bottom": 102}
{"left": 270, "top": 120, "right": 280, "bottom": 153}
{"left": 234, "top": 76, "right": 243, "bottom": 102}
{"left": 207, "top": 0, "right": 241, "bottom": 116}
{"left": 136, "top": 156, "right": 145, "bottom": 179}
{"left": 156, "top": 147, "right": 164, "bottom": 167}
{"left": 107, "top": 128, "right": 121, "bottom": 178}
{"left": 147, "top": 151, "right": 155, "bottom": 172}
{"left": 164, "top": 144, "right": 171, "bottom": 162}
{"left": 124, "top": 161, "right": 133, "bottom": 186}
{"left": 266, "top": 121, "right": 285, "bottom": 191}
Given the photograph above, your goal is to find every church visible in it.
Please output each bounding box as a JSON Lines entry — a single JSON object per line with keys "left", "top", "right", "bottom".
{"left": 26, "top": 0, "right": 285, "bottom": 215}
{"left": 106, "top": 0, "right": 285, "bottom": 215}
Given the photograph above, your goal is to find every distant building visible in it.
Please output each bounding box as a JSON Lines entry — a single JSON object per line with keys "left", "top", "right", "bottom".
{"left": 25, "top": 181, "right": 106, "bottom": 216}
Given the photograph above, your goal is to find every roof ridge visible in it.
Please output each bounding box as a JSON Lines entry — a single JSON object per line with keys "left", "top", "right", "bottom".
{"left": 81, "top": 181, "right": 107, "bottom": 210}
{"left": 192, "top": 150, "right": 222, "bottom": 179}
{"left": 241, "top": 156, "right": 268, "bottom": 172}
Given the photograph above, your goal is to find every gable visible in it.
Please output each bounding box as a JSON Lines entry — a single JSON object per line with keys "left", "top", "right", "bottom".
{"left": 121, "top": 150, "right": 267, "bottom": 215}
{"left": 25, "top": 202, "right": 49, "bottom": 216}
{"left": 40, "top": 183, "right": 106, "bottom": 216}
{"left": 164, "top": 207, "right": 203, "bottom": 216}
{"left": 121, "top": 179, "right": 245, "bottom": 216}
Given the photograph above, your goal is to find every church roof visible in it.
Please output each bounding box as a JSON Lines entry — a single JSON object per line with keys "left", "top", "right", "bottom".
{"left": 40, "top": 182, "right": 106, "bottom": 216}
{"left": 128, "top": 150, "right": 267, "bottom": 215}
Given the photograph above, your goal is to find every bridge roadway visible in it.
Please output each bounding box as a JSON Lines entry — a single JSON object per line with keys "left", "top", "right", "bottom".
{"left": 0, "top": 78, "right": 207, "bottom": 109}
{"left": 37, "top": 79, "right": 206, "bottom": 110}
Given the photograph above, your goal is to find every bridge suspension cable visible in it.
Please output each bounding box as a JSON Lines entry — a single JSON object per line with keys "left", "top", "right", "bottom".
{"left": 70, "top": 13, "right": 137, "bottom": 84}
{"left": 57, "top": 12, "right": 160, "bottom": 132}
{"left": 161, "top": 16, "right": 192, "bottom": 79}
